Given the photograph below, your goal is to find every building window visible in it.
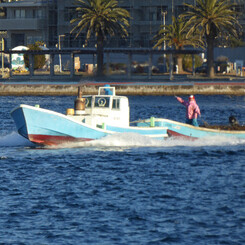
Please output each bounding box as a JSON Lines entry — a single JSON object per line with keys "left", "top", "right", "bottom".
{"left": 157, "top": 6, "right": 168, "bottom": 22}
{"left": 233, "top": 4, "right": 244, "bottom": 13}
{"left": 32, "top": 9, "right": 43, "bottom": 18}
{"left": 37, "top": 9, "right": 43, "bottom": 18}
{"left": 15, "top": 9, "right": 25, "bottom": 18}
{"left": 64, "top": 7, "right": 77, "bottom": 22}
{"left": 27, "top": 36, "right": 42, "bottom": 45}
{"left": 149, "top": 11, "right": 156, "bottom": 21}
{"left": 175, "top": 5, "right": 188, "bottom": 17}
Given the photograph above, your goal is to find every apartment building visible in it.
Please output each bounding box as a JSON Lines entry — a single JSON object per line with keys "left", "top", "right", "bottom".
{"left": 0, "top": 0, "right": 244, "bottom": 50}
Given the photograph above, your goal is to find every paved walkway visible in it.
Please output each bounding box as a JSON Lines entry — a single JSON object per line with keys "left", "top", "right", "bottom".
{"left": 83, "top": 80, "right": 245, "bottom": 86}
{"left": 1, "top": 79, "right": 245, "bottom": 86}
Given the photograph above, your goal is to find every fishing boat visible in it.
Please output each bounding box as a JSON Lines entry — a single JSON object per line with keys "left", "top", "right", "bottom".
{"left": 157, "top": 118, "right": 245, "bottom": 139}
{"left": 11, "top": 86, "right": 168, "bottom": 146}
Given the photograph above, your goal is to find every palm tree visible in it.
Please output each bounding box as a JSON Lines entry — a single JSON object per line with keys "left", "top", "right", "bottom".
{"left": 153, "top": 16, "right": 204, "bottom": 73}
{"left": 70, "top": 0, "right": 130, "bottom": 77}
{"left": 182, "top": 0, "right": 241, "bottom": 78}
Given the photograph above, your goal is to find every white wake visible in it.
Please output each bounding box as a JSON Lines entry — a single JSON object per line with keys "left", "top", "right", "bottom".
{"left": 1, "top": 132, "right": 244, "bottom": 150}
{"left": 0, "top": 132, "right": 34, "bottom": 147}
{"left": 47, "top": 132, "right": 245, "bottom": 149}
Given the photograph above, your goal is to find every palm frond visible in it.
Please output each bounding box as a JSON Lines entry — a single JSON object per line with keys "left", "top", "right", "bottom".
{"left": 70, "top": 0, "right": 130, "bottom": 44}
{"left": 182, "top": 0, "right": 241, "bottom": 40}
{"left": 153, "top": 16, "right": 204, "bottom": 50}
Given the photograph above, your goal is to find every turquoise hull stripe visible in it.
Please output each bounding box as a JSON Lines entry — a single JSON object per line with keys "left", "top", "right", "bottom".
{"left": 106, "top": 125, "right": 167, "bottom": 135}
{"left": 160, "top": 119, "right": 245, "bottom": 139}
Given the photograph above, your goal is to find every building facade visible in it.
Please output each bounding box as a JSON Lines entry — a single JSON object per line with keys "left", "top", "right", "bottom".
{"left": 0, "top": 0, "right": 244, "bottom": 50}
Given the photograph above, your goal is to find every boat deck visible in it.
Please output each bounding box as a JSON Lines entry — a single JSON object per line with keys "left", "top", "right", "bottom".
{"left": 201, "top": 125, "right": 245, "bottom": 131}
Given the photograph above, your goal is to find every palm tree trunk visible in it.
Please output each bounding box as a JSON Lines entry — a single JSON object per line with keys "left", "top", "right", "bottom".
{"left": 96, "top": 34, "right": 104, "bottom": 78}
{"left": 206, "top": 34, "right": 215, "bottom": 78}
{"left": 176, "top": 55, "right": 183, "bottom": 73}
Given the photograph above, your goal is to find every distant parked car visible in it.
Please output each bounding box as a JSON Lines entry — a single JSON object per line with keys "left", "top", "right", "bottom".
{"left": 195, "top": 63, "right": 207, "bottom": 73}
{"left": 0, "top": 61, "right": 10, "bottom": 69}
{"left": 195, "top": 61, "right": 228, "bottom": 74}
{"left": 216, "top": 61, "right": 229, "bottom": 73}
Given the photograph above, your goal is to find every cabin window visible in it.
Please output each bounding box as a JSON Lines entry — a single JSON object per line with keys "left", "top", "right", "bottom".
{"left": 95, "top": 97, "right": 110, "bottom": 108}
{"left": 85, "top": 96, "right": 92, "bottom": 108}
{"left": 112, "top": 99, "right": 120, "bottom": 109}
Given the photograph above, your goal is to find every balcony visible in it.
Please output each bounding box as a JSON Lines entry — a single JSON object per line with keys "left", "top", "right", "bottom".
{"left": 0, "top": 18, "right": 46, "bottom": 30}
{"left": 0, "top": 0, "right": 51, "bottom": 8}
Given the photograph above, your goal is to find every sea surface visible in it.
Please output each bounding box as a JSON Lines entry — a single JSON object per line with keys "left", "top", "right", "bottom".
{"left": 0, "top": 94, "right": 245, "bottom": 244}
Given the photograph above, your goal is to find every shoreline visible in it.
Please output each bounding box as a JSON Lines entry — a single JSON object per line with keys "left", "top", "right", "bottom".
{"left": 1, "top": 74, "right": 245, "bottom": 96}
{"left": 1, "top": 83, "right": 245, "bottom": 96}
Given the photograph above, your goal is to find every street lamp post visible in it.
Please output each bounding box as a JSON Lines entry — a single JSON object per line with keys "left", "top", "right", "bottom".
{"left": 162, "top": 11, "right": 167, "bottom": 52}
{"left": 0, "top": 31, "right": 7, "bottom": 78}
{"left": 1, "top": 38, "right": 4, "bottom": 78}
{"left": 172, "top": 0, "right": 174, "bottom": 18}
{"left": 162, "top": 10, "right": 167, "bottom": 72}
{"left": 58, "top": 34, "right": 65, "bottom": 73}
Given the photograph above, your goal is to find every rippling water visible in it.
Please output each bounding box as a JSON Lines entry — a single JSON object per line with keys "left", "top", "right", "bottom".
{"left": 0, "top": 94, "right": 245, "bottom": 244}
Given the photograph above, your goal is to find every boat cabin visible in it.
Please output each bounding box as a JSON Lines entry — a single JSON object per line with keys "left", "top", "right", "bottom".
{"left": 69, "top": 86, "right": 130, "bottom": 128}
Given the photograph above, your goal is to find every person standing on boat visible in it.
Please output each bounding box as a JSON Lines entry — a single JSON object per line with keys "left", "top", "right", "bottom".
{"left": 104, "top": 84, "right": 113, "bottom": 95}
{"left": 176, "top": 95, "right": 201, "bottom": 126}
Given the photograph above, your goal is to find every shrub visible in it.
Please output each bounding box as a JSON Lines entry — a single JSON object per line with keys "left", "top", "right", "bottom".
{"left": 216, "top": 56, "right": 228, "bottom": 62}
{"left": 24, "top": 42, "right": 46, "bottom": 70}
{"left": 183, "top": 54, "right": 203, "bottom": 71}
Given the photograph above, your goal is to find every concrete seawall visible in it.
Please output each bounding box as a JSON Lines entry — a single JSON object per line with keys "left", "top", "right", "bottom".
{"left": 0, "top": 83, "right": 245, "bottom": 96}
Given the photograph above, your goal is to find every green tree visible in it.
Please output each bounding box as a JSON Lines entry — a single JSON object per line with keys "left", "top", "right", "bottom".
{"left": 24, "top": 42, "right": 46, "bottom": 70}
{"left": 153, "top": 16, "right": 204, "bottom": 73}
{"left": 0, "top": 1, "right": 6, "bottom": 18}
{"left": 182, "top": 0, "right": 241, "bottom": 78}
{"left": 70, "top": 0, "right": 130, "bottom": 77}
{"left": 183, "top": 54, "right": 203, "bottom": 72}
{"left": 0, "top": 7, "right": 6, "bottom": 18}
{"left": 220, "top": 35, "right": 245, "bottom": 48}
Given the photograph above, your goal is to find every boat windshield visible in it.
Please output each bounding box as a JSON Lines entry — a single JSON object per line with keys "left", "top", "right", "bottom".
{"left": 94, "top": 97, "right": 110, "bottom": 108}
{"left": 84, "top": 96, "right": 111, "bottom": 108}
{"left": 85, "top": 96, "right": 92, "bottom": 108}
